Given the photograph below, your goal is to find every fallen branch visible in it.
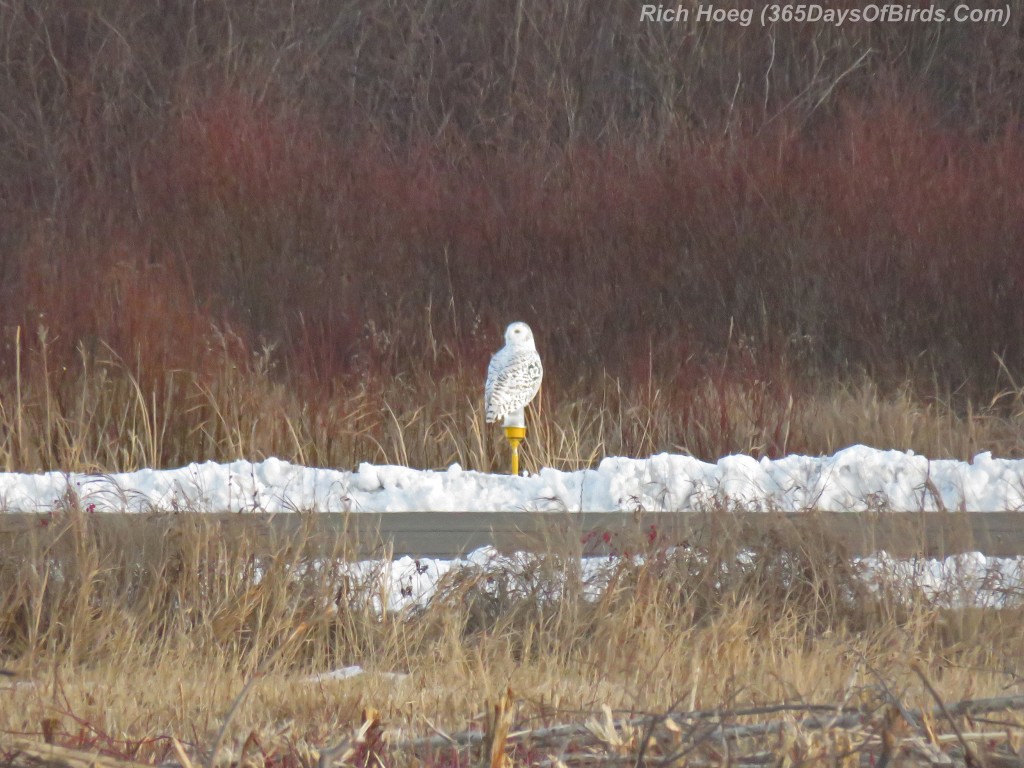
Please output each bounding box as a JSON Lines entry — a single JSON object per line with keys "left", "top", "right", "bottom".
{"left": 0, "top": 738, "right": 157, "bottom": 768}
{"left": 390, "top": 693, "right": 1024, "bottom": 756}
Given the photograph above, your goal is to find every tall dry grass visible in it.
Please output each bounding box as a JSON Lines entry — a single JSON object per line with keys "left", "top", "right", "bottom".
{"left": 0, "top": 511, "right": 1021, "bottom": 765}
{"left": 4, "top": 330, "right": 1024, "bottom": 475}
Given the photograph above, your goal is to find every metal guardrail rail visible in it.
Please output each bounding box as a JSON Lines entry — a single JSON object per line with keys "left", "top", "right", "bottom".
{"left": 2, "top": 511, "right": 1022, "bottom": 558}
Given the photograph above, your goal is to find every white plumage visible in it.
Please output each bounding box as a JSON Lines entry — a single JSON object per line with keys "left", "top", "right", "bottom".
{"left": 484, "top": 322, "right": 543, "bottom": 424}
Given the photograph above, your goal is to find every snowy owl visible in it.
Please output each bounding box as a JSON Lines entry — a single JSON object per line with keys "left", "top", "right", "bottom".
{"left": 485, "top": 322, "right": 543, "bottom": 424}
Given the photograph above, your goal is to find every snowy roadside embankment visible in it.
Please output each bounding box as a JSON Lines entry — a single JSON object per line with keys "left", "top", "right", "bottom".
{"left": 0, "top": 444, "right": 1023, "bottom": 513}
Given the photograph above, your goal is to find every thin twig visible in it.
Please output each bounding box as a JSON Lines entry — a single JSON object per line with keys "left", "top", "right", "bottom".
{"left": 205, "top": 622, "right": 311, "bottom": 768}
{"left": 910, "top": 661, "right": 982, "bottom": 768}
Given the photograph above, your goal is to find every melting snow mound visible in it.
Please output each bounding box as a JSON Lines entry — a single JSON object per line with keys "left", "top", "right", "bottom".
{"left": 0, "top": 445, "right": 1022, "bottom": 513}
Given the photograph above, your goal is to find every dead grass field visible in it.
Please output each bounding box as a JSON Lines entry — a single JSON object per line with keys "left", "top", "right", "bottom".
{"left": 1, "top": 512, "right": 1023, "bottom": 766}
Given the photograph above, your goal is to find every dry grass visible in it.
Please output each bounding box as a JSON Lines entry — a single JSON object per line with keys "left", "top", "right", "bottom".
{"left": 0, "top": 512, "right": 1021, "bottom": 766}
{"left": 3, "top": 339, "right": 1024, "bottom": 476}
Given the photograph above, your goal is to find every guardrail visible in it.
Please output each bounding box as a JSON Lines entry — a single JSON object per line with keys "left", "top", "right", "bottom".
{"left": 2, "top": 511, "right": 1022, "bottom": 558}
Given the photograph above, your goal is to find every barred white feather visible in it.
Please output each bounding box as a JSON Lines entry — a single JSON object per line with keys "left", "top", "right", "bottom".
{"left": 484, "top": 322, "right": 543, "bottom": 423}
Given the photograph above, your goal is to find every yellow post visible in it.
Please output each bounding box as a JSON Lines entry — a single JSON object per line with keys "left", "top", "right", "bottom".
{"left": 504, "top": 426, "right": 526, "bottom": 476}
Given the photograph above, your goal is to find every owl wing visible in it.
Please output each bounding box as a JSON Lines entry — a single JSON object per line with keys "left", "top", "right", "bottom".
{"left": 484, "top": 350, "right": 506, "bottom": 414}
{"left": 485, "top": 350, "right": 542, "bottom": 422}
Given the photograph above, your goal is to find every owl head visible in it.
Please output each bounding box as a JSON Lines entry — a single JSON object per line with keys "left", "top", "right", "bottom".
{"left": 504, "top": 321, "right": 536, "bottom": 348}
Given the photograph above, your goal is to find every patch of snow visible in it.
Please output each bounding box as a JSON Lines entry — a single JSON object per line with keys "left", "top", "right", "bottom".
{"left": 859, "top": 550, "right": 1024, "bottom": 608}
{"left": 306, "top": 665, "right": 366, "bottom": 682}
{"left": 340, "top": 546, "right": 1023, "bottom": 612}
{"left": 304, "top": 666, "right": 409, "bottom": 683}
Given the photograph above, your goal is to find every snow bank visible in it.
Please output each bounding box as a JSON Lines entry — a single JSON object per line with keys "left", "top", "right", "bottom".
{"left": 1, "top": 445, "right": 1023, "bottom": 513}
{"left": 350, "top": 546, "right": 1024, "bottom": 613}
